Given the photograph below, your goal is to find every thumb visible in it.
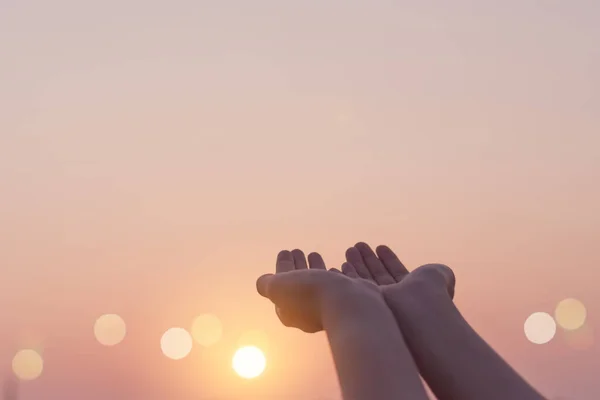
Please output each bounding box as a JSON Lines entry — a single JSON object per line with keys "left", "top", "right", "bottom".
{"left": 256, "top": 274, "right": 274, "bottom": 298}
{"left": 418, "top": 264, "right": 456, "bottom": 299}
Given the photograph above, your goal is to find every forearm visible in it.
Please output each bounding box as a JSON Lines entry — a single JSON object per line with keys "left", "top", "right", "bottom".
{"left": 386, "top": 284, "right": 545, "bottom": 400}
{"left": 321, "top": 287, "right": 427, "bottom": 400}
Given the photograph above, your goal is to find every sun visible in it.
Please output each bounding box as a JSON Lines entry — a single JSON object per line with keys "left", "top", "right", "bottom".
{"left": 232, "top": 346, "right": 266, "bottom": 379}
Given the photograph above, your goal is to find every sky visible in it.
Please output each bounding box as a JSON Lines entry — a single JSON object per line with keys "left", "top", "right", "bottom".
{"left": 1, "top": 0, "right": 599, "bottom": 399}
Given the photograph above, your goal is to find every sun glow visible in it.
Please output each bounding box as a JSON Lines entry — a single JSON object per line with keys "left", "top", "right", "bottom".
{"left": 232, "top": 346, "right": 266, "bottom": 379}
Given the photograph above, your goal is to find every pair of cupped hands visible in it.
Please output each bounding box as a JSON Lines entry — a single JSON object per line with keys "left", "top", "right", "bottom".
{"left": 256, "top": 242, "right": 455, "bottom": 333}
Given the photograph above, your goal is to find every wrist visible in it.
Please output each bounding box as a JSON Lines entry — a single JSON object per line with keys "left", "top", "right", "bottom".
{"left": 320, "top": 279, "right": 386, "bottom": 326}
{"left": 384, "top": 278, "right": 454, "bottom": 318}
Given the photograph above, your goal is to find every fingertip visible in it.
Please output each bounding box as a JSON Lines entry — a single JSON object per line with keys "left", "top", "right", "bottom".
{"left": 329, "top": 268, "right": 342, "bottom": 274}
{"left": 277, "top": 250, "right": 292, "bottom": 261}
{"left": 355, "top": 242, "right": 377, "bottom": 257}
{"left": 345, "top": 246, "right": 358, "bottom": 259}
{"left": 375, "top": 244, "right": 391, "bottom": 255}
{"left": 291, "top": 249, "right": 308, "bottom": 269}
{"left": 376, "top": 245, "right": 397, "bottom": 261}
{"left": 307, "top": 252, "right": 326, "bottom": 269}
{"left": 256, "top": 274, "right": 274, "bottom": 297}
{"left": 341, "top": 262, "right": 359, "bottom": 277}
{"left": 277, "top": 250, "right": 296, "bottom": 273}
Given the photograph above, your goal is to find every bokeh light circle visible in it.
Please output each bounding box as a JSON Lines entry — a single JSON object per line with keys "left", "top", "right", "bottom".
{"left": 524, "top": 312, "right": 556, "bottom": 344}
{"left": 94, "top": 314, "right": 127, "bottom": 346}
{"left": 555, "top": 298, "right": 587, "bottom": 331}
{"left": 232, "top": 346, "right": 266, "bottom": 379}
{"left": 12, "top": 349, "right": 44, "bottom": 381}
{"left": 161, "top": 327, "right": 193, "bottom": 360}
{"left": 191, "top": 314, "right": 223, "bottom": 347}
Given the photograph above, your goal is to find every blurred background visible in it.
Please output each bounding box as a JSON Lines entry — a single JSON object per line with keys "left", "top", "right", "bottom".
{"left": 1, "top": 0, "right": 599, "bottom": 399}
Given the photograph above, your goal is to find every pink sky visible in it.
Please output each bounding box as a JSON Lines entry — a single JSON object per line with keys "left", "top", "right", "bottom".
{"left": 1, "top": 1, "right": 599, "bottom": 399}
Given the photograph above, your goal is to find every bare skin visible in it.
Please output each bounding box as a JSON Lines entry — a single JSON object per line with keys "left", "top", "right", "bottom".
{"left": 341, "top": 242, "right": 547, "bottom": 400}
{"left": 257, "top": 250, "right": 428, "bottom": 400}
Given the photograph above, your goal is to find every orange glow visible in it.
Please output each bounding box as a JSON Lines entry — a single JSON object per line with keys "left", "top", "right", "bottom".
{"left": 12, "top": 349, "right": 43, "bottom": 381}
{"left": 94, "top": 314, "right": 127, "bottom": 346}
{"left": 555, "top": 299, "right": 587, "bottom": 331}
{"left": 232, "top": 346, "right": 266, "bottom": 379}
{"left": 191, "top": 314, "right": 223, "bottom": 347}
{"left": 1, "top": 1, "right": 599, "bottom": 398}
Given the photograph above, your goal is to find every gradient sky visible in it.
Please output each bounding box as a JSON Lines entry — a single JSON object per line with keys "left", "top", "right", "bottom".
{"left": 1, "top": 1, "right": 599, "bottom": 399}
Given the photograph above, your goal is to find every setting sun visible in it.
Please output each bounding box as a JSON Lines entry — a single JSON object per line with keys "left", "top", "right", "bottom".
{"left": 232, "top": 346, "right": 266, "bottom": 379}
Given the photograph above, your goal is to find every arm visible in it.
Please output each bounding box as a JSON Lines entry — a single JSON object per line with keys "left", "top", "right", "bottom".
{"left": 322, "top": 283, "right": 428, "bottom": 400}
{"left": 257, "top": 249, "right": 428, "bottom": 400}
{"left": 386, "top": 280, "right": 546, "bottom": 400}
{"left": 343, "top": 243, "right": 546, "bottom": 400}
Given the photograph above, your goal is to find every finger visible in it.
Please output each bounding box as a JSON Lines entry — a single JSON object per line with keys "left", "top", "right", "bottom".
{"left": 329, "top": 268, "right": 342, "bottom": 274}
{"left": 276, "top": 250, "right": 295, "bottom": 273}
{"left": 256, "top": 274, "right": 274, "bottom": 298}
{"left": 308, "top": 252, "right": 326, "bottom": 270}
{"left": 345, "top": 246, "right": 374, "bottom": 281}
{"left": 257, "top": 270, "right": 313, "bottom": 304}
{"left": 341, "top": 262, "right": 360, "bottom": 278}
{"left": 355, "top": 242, "right": 395, "bottom": 285}
{"left": 291, "top": 249, "right": 308, "bottom": 270}
{"left": 376, "top": 245, "right": 410, "bottom": 282}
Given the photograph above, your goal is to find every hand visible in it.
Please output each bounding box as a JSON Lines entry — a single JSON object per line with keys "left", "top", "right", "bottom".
{"left": 258, "top": 249, "right": 430, "bottom": 400}
{"left": 341, "top": 242, "right": 455, "bottom": 301}
{"left": 342, "top": 243, "right": 546, "bottom": 400}
{"left": 257, "top": 249, "right": 379, "bottom": 333}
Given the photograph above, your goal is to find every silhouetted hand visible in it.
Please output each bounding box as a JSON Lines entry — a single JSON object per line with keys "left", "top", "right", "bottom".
{"left": 257, "top": 248, "right": 430, "bottom": 400}
{"left": 341, "top": 242, "right": 455, "bottom": 301}
{"left": 257, "top": 249, "right": 379, "bottom": 333}
{"left": 340, "top": 243, "right": 546, "bottom": 400}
